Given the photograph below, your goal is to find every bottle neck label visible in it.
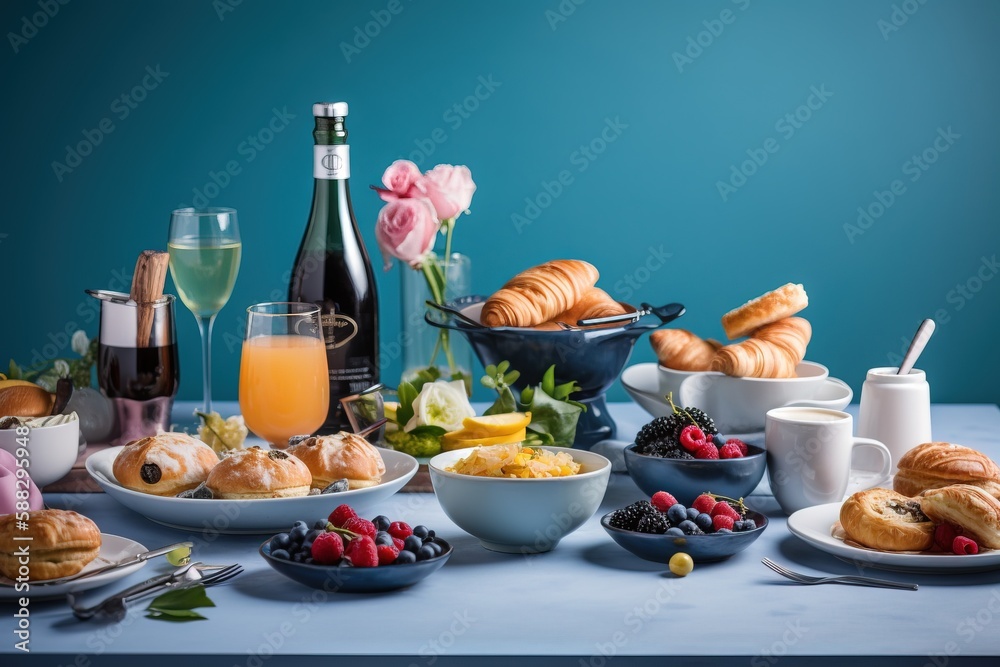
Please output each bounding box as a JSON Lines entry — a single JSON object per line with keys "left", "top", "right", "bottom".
{"left": 314, "top": 145, "right": 350, "bottom": 180}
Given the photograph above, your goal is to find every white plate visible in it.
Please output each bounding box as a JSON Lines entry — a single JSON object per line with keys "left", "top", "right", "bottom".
{"left": 0, "top": 533, "right": 146, "bottom": 599}
{"left": 786, "top": 502, "right": 1000, "bottom": 573}
{"left": 86, "top": 446, "right": 419, "bottom": 534}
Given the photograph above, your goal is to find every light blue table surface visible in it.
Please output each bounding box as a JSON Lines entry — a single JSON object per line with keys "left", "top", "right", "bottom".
{"left": 6, "top": 402, "right": 1000, "bottom": 667}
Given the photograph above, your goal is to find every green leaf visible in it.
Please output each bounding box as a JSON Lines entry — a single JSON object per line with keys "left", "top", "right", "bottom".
{"left": 524, "top": 382, "right": 583, "bottom": 447}
{"left": 146, "top": 609, "right": 208, "bottom": 622}
{"left": 520, "top": 386, "right": 534, "bottom": 405}
{"left": 541, "top": 365, "right": 556, "bottom": 397}
{"left": 497, "top": 361, "right": 510, "bottom": 375}
{"left": 409, "top": 424, "right": 447, "bottom": 437}
{"left": 502, "top": 370, "right": 520, "bottom": 385}
{"left": 146, "top": 584, "right": 216, "bottom": 611}
{"left": 481, "top": 376, "right": 497, "bottom": 389}
{"left": 396, "top": 382, "right": 418, "bottom": 428}
{"left": 7, "top": 360, "right": 21, "bottom": 380}
{"left": 483, "top": 386, "right": 517, "bottom": 416}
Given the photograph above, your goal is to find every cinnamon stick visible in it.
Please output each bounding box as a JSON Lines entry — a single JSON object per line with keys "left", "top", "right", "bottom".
{"left": 130, "top": 250, "right": 169, "bottom": 347}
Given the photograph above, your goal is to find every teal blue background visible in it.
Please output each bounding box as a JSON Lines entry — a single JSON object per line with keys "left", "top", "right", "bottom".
{"left": 2, "top": 0, "right": 998, "bottom": 406}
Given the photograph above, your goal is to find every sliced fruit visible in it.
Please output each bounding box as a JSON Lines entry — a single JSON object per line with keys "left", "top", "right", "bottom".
{"left": 384, "top": 401, "right": 399, "bottom": 423}
{"left": 440, "top": 428, "right": 527, "bottom": 452}
{"left": 457, "top": 412, "right": 531, "bottom": 439}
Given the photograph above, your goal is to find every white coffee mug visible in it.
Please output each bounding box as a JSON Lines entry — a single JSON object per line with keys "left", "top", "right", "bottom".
{"left": 765, "top": 407, "right": 892, "bottom": 515}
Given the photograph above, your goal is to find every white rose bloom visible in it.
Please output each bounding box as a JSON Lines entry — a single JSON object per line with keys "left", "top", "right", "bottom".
{"left": 53, "top": 359, "right": 71, "bottom": 376}
{"left": 405, "top": 380, "right": 474, "bottom": 432}
{"left": 71, "top": 330, "right": 90, "bottom": 356}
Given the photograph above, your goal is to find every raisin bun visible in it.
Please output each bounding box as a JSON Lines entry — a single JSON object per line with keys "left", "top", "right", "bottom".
{"left": 113, "top": 432, "right": 219, "bottom": 496}
{"left": 288, "top": 432, "right": 386, "bottom": 489}
{"left": 894, "top": 442, "right": 1000, "bottom": 499}
{"left": 839, "top": 487, "right": 935, "bottom": 552}
{"left": 205, "top": 447, "right": 312, "bottom": 499}
{"left": 0, "top": 510, "right": 101, "bottom": 580}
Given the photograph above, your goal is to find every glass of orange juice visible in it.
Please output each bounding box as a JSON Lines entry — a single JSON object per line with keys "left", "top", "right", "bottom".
{"left": 239, "top": 302, "right": 329, "bottom": 447}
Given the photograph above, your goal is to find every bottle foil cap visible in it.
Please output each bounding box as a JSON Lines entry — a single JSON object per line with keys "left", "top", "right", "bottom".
{"left": 313, "top": 102, "right": 349, "bottom": 118}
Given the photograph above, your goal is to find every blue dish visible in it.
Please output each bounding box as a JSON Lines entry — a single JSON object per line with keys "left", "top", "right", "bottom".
{"left": 601, "top": 509, "right": 768, "bottom": 563}
{"left": 426, "top": 295, "right": 685, "bottom": 447}
{"left": 259, "top": 538, "right": 452, "bottom": 593}
{"left": 623, "top": 443, "right": 766, "bottom": 503}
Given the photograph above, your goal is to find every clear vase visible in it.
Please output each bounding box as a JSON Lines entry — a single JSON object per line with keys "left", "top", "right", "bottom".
{"left": 400, "top": 252, "right": 474, "bottom": 393}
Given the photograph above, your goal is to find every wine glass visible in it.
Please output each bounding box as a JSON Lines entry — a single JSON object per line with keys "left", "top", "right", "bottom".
{"left": 167, "top": 207, "right": 242, "bottom": 413}
{"left": 239, "top": 302, "right": 330, "bottom": 447}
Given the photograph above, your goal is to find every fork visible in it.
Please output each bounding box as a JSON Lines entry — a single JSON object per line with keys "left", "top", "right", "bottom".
{"left": 68, "top": 563, "right": 243, "bottom": 621}
{"left": 761, "top": 558, "right": 918, "bottom": 591}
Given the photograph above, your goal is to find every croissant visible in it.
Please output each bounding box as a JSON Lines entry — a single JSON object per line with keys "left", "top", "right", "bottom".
{"left": 649, "top": 329, "right": 722, "bottom": 371}
{"left": 710, "top": 317, "right": 811, "bottom": 378}
{"left": 482, "top": 260, "right": 599, "bottom": 328}
{"left": 556, "top": 287, "right": 626, "bottom": 326}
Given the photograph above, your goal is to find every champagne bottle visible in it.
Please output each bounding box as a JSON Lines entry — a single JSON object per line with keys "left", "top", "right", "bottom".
{"left": 290, "top": 102, "right": 379, "bottom": 433}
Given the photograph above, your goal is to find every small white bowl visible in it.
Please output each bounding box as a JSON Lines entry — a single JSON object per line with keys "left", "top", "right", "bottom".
{"left": 0, "top": 417, "right": 80, "bottom": 487}
{"left": 428, "top": 448, "right": 611, "bottom": 554}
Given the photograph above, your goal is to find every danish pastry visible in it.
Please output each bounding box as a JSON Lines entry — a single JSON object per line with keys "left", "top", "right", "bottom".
{"left": 0, "top": 510, "right": 101, "bottom": 580}
{"left": 919, "top": 484, "right": 1000, "bottom": 549}
{"left": 721, "top": 283, "right": 808, "bottom": 340}
{"left": 206, "top": 447, "right": 312, "bottom": 499}
{"left": 288, "top": 432, "right": 386, "bottom": 489}
{"left": 839, "top": 487, "right": 935, "bottom": 552}
{"left": 481, "top": 260, "right": 599, "bottom": 327}
{"left": 113, "top": 432, "right": 219, "bottom": 496}
{"left": 894, "top": 442, "right": 1000, "bottom": 499}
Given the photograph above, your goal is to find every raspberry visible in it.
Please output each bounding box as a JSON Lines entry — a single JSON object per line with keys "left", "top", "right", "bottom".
{"left": 388, "top": 521, "right": 413, "bottom": 540}
{"left": 711, "top": 501, "right": 741, "bottom": 521}
{"left": 310, "top": 532, "right": 344, "bottom": 565}
{"left": 953, "top": 535, "right": 979, "bottom": 555}
{"left": 343, "top": 516, "right": 377, "bottom": 539}
{"left": 651, "top": 491, "right": 678, "bottom": 512}
{"left": 377, "top": 544, "right": 400, "bottom": 565}
{"left": 328, "top": 504, "right": 357, "bottom": 528}
{"left": 719, "top": 443, "right": 743, "bottom": 459}
{"left": 727, "top": 439, "right": 748, "bottom": 456}
{"left": 345, "top": 535, "right": 378, "bottom": 567}
{"left": 694, "top": 444, "right": 719, "bottom": 460}
{"left": 679, "top": 425, "right": 707, "bottom": 452}
{"left": 712, "top": 514, "right": 735, "bottom": 532}
{"left": 934, "top": 523, "right": 960, "bottom": 551}
{"left": 392, "top": 537, "right": 405, "bottom": 551}
{"left": 692, "top": 494, "right": 716, "bottom": 514}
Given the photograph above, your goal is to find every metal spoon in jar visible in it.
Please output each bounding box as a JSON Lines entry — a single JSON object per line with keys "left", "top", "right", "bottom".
{"left": 898, "top": 319, "right": 936, "bottom": 375}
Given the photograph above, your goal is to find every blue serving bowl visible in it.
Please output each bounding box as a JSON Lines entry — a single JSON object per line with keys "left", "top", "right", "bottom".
{"left": 426, "top": 295, "right": 685, "bottom": 447}
{"left": 623, "top": 443, "right": 767, "bottom": 503}
{"left": 259, "top": 538, "right": 452, "bottom": 593}
{"left": 601, "top": 509, "right": 768, "bottom": 563}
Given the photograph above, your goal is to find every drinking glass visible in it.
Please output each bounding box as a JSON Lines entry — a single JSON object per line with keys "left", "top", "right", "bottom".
{"left": 239, "top": 302, "right": 330, "bottom": 447}
{"left": 167, "top": 207, "right": 242, "bottom": 413}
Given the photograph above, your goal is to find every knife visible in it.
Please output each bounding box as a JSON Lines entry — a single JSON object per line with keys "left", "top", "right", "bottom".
{"left": 36, "top": 541, "right": 194, "bottom": 586}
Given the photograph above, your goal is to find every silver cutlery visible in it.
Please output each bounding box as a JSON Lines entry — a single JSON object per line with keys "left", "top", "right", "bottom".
{"left": 68, "top": 562, "right": 243, "bottom": 621}
{"left": 35, "top": 541, "right": 194, "bottom": 586}
{"left": 761, "top": 558, "right": 918, "bottom": 591}
{"left": 898, "top": 318, "right": 936, "bottom": 375}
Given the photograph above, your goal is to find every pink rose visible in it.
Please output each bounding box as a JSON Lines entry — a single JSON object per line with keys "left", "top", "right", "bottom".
{"left": 375, "top": 197, "right": 440, "bottom": 270}
{"left": 377, "top": 160, "right": 423, "bottom": 203}
{"left": 419, "top": 164, "right": 476, "bottom": 220}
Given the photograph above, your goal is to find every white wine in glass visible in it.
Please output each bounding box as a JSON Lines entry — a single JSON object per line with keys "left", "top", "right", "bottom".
{"left": 168, "top": 207, "right": 242, "bottom": 412}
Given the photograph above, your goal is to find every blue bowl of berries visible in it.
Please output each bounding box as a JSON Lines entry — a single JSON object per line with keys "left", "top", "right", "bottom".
{"left": 602, "top": 493, "right": 768, "bottom": 564}
{"left": 259, "top": 506, "right": 452, "bottom": 593}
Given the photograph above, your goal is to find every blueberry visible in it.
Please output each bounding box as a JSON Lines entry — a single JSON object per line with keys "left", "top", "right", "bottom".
{"left": 426, "top": 529, "right": 436, "bottom": 540}
{"left": 678, "top": 519, "right": 698, "bottom": 535}
{"left": 291, "top": 520, "right": 308, "bottom": 531}
{"left": 395, "top": 549, "right": 417, "bottom": 564}
{"left": 301, "top": 541, "right": 313, "bottom": 555}
{"left": 306, "top": 529, "right": 324, "bottom": 543}
{"left": 312, "top": 519, "right": 328, "bottom": 531}
{"left": 686, "top": 507, "right": 700, "bottom": 521}
{"left": 375, "top": 531, "right": 394, "bottom": 547}
{"left": 739, "top": 519, "right": 757, "bottom": 532}
{"left": 373, "top": 515, "right": 391, "bottom": 531}
{"left": 716, "top": 528, "right": 733, "bottom": 534}
{"left": 694, "top": 513, "right": 713, "bottom": 531}
{"left": 292, "top": 551, "right": 307, "bottom": 562}
{"left": 289, "top": 525, "right": 309, "bottom": 543}
{"left": 412, "top": 525, "right": 430, "bottom": 540}
{"left": 270, "top": 533, "right": 291, "bottom": 551}
{"left": 304, "top": 557, "right": 314, "bottom": 565}
{"left": 665, "top": 527, "right": 685, "bottom": 537}
{"left": 713, "top": 434, "right": 727, "bottom": 448}
{"left": 417, "top": 545, "right": 436, "bottom": 561}
{"left": 403, "top": 535, "right": 423, "bottom": 553}
{"left": 287, "top": 543, "right": 300, "bottom": 556}
{"left": 666, "top": 504, "right": 687, "bottom": 524}
{"left": 426, "top": 541, "right": 443, "bottom": 557}
{"left": 270, "top": 549, "right": 290, "bottom": 560}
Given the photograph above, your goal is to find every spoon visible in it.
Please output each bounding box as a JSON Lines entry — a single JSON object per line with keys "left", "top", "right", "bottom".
{"left": 898, "top": 319, "right": 936, "bottom": 375}
{"left": 577, "top": 302, "right": 685, "bottom": 327}
{"left": 424, "top": 300, "right": 484, "bottom": 328}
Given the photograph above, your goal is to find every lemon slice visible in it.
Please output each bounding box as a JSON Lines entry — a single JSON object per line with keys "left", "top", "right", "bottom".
{"left": 457, "top": 412, "right": 532, "bottom": 438}
{"left": 440, "top": 428, "right": 527, "bottom": 451}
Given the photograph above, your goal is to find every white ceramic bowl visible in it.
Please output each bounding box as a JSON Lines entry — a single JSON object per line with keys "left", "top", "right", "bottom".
{"left": 0, "top": 418, "right": 80, "bottom": 487}
{"left": 428, "top": 448, "right": 612, "bottom": 554}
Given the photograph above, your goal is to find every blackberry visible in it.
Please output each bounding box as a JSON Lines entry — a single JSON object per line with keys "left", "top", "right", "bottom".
{"left": 672, "top": 407, "right": 719, "bottom": 439}
{"left": 608, "top": 500, "right": 657, "bottom": 530}
{"left": 635, "top": 415, "right": 684, "bottom": 448}
{"left": 635, "top": 437, "right": 694, "bottom": 460}
{"left": 636, "top": 512, "right": 671, "bottom": 534}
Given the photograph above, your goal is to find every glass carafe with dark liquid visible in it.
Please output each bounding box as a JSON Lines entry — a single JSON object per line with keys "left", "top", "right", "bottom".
{"left": 87, "top": 290, "right": 179, "bottom": 444}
